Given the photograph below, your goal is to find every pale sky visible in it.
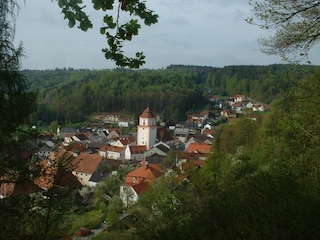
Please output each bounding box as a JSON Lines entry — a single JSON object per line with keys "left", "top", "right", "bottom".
{"left": 14, "top": 0, "right": 320, "bottom": 70}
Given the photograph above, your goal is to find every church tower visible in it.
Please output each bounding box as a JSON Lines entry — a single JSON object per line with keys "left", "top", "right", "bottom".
{"left": 137, "top": 107, "right": 157, "bottom": 150}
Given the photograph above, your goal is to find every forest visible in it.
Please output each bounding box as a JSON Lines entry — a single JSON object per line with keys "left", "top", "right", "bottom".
{"left": 24, "top": 64, "right": 317, "bottom": 125}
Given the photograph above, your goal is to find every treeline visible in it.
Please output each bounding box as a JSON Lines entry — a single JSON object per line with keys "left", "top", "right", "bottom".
{"left": 23, "top": 64, "right": 317, "bottom": 125}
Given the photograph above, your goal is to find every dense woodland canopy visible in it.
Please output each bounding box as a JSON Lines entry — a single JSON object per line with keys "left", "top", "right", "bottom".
{"left": 24, "top": 64, "right": 317, "bottom": 125}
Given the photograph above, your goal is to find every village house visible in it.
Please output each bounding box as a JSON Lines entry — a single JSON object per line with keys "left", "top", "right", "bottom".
{"left": 98, "top": 145, "right": 125, "bottom": 160}
{"left": 144, "top": 142, "right": 170, "bottom": 158}
{"left": 157, "top": 127, "right": 179, "bottom": 149}
{"left": 57, "top": 127, "right": 76, "bottom": 139}
{"left": 185, "top": 134, "right": 213, "bottom": 151}
{"left": 104, "top": 113, "right": 120, "bottom": 122}
{"left": 106, "top": 129, "right": 122, "bottom": 140}
{"left": 1, "top": 150, "right": 82, "bottom": 199}
{"left": 233, "top": 94, "right": 246, "bottom": 103}
{"left": 174, "top": 127, "right": 190, "bottom": 143}
{"left": 72, "top": 133, "right": 90, "bottom": 142}
{"left": 208, "top": 94, "right": 219, "bottom": 103}
{"left": 120, "top": 160, "right": 164, "bottom": 207}
{"left": 187, "top": 142, "right": 212, "bottom": 154}
{"left": 245, "top": 101, "right": 254, "bottom": 109}
{"left": 253, "top": 104, "right": 265, "bottom": 112}
{"left": 37, "top": 147, "right": 51, "bottom": 158}
{"left": 71, "top": 153, "right": 106, "bottom": 186}
{"left": 118, "top": 118, "right": 132, "bottom": 127}
{"left": 221, "top": 109, "right": 237, "bottom": 118}
{"left": 110, "top": 136, "right": 136, "bottom": 147}
{"left": 0, "top": 171, "right": 42, "bottom": 198}
{"left": 232, "top": 102, "right": 243, "bottom": 114}
{"left": 125, "top": 145, "right": 147, "bottom": 161}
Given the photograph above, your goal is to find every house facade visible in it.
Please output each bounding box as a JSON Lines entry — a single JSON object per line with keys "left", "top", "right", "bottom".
{"left": 98, "top": 145, "right": 125, "bottom": 160}
{"left": 71, "top": 153, "right": 105, "bottom": 186}
{"left": 125, "top": 145, "right": 147, "bottom": 161}
{"left": 120, "top": 160, "right": 164, "bottom": 207}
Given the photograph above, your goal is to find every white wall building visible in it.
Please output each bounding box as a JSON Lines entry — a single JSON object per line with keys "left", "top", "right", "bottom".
{"left": 137, "top": 107, "right": 157, "bottom": 150}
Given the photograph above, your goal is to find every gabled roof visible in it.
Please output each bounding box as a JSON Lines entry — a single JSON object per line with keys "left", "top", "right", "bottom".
{"left": 89, "top": 171, "right": 107, "bottom": 183}
{"left": 101, "top": 145, "right": 124, "bottom": 153}
{"left": 153, "top": 142, "right": 170, "bottom": 153}
{"left": 60, "top": 127, "right": 76, "bottom": 134}
{"left": 140, "top": 107, "right": 156, "bottom": 118}
{"left": 34, "top": 152, "right": 82, "bottom": 189}
{"left": 88, "top": 142, "right": 108, "bottom": 150}
{"left": 201, "top": 128, "right": 215, "bottom": 135}
{"left": 232, "top": 102, "right": 242, "bottom": 108}
{"left": 0, "top": 176, "right": 43, "bottom": 198}
{"left": 180, "top": 151, "right": 207, "bottom": 161}
{"left": 146, "top": 153, "right": 166, "bottom": 164}
{"left": 74, "top": 133, "right": 90, "bottom": 141}
{"left": 107, "top": 127, "right": 123, "bottom": 135}
{"left": 186, "top": 134, "right": 212, "bottom": 143}
{"left": 126, "top": 163, "right": 164, "bottom": 184}
{"left": 157, "top": 127, "right": 174, "bottom": 142}
{"left": 112, "top": 136, "right": 136, "bottom": 146}
{"left": 187, "top": 142, "right": 211, "bottom": 154}
{"left": 131, "top": 181, "right": 150, "bottom": 195}
{"left": 67, "top": 142, "right": 88, "bottom": 153}
{"left": 72, "top": 153, "right": 103, "bottom": 174}
{"left": 129, "top": 145, "right": 147, "bottom": 154}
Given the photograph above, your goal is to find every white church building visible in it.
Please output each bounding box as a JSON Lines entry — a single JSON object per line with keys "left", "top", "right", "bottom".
{"left": 137, "top": 107, "right": 157, "bottom": 150}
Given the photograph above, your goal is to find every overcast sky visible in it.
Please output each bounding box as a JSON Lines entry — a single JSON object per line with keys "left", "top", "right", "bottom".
{"left": 14, "top": 0, "right": 320, "bottom": 70}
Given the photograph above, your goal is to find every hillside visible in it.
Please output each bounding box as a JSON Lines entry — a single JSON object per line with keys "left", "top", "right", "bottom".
{"left": 23, "top": 64, "right": 318, "bottom": 125}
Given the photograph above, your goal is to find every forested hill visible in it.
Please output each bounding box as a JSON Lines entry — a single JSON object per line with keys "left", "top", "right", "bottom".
{"left": 23, "top": 64, "right": 318, "bottom": 124}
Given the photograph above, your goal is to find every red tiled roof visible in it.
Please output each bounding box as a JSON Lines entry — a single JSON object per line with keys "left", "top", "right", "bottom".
{"left": 0, "top": 173, "right": 43, "bottom": 197}
{"left": 182, "top": 160, "right": 205, "bottom": 171}
{"left": 131, "top": 182, "right": 150, "bottom": 195}
{"left": 187, "top": 142, "right": 211, "bottom": 154}
{"left": 72, "top": 153, "right": 103, "bottom": 174}
{"left": 202, "top": 129, "right": 215, "bottom": 135}
{"left": 180, "top": 151, "right": 207, "bottom": 161}
{"left": 101, "top": 145, "right": 124, "bottom": 153}
{"left": 68, "top": 143, "right": 88, "bottom": 152}
{"left": 130, "top": 145, "right": 147, "bottom": 154}
{"left": 107, "top": 127, "right": 122, "bottom": 135}
{"left": 125, "top": 163, "right": 163, "bottom": 185}
{"left": 140, "top": 107, "right": 156, "bottom": 118}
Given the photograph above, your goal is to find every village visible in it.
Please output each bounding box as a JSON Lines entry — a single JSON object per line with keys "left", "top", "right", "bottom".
{"left": 3, "top": 94, "right": 266, "bottom": 192}
{"left": 1, "top": 94, "right": 269, "bottom": 200}
{"left": 0, "top": 93, "right": 269, "bottom": 237}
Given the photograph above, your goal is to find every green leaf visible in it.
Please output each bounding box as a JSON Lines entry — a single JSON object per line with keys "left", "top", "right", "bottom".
{"left": 68, "top": 19, "right": 76, "bottom": 28}
{"left": 100, "top": 27, "right": 106, "bottom": 35}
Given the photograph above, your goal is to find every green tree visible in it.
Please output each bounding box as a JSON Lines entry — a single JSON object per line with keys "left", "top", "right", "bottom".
{"left": 248, "top": 0, "right": 320, "bottom": 63}
{"left": 55, "top": 0, "right": 158, "bottom": 68}
{"left": 0, "top": 2, "right": 37, "bottom": 213}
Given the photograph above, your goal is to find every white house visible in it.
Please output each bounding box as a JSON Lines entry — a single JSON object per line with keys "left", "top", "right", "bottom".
{"left": 37, "top": 147, "right": 51, "bottom": 158}
{"left": 71, "top": 153, "right": 104, "bottom": 187}
{"left": 253, "top": 104, "right": 265, "bottom": 112}
{"left": 118, "top": 118, "right": 132, "bottom": 127}
{"left": 98, "top": 145, "right": 125, "bottom": 160}
{"left": 125, "top": 145, "right": 147, "bottom": 161}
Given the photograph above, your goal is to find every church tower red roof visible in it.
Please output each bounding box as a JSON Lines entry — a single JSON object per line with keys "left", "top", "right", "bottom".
{"left": 140, "top": 107, "right": 156, "bottom": 118}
